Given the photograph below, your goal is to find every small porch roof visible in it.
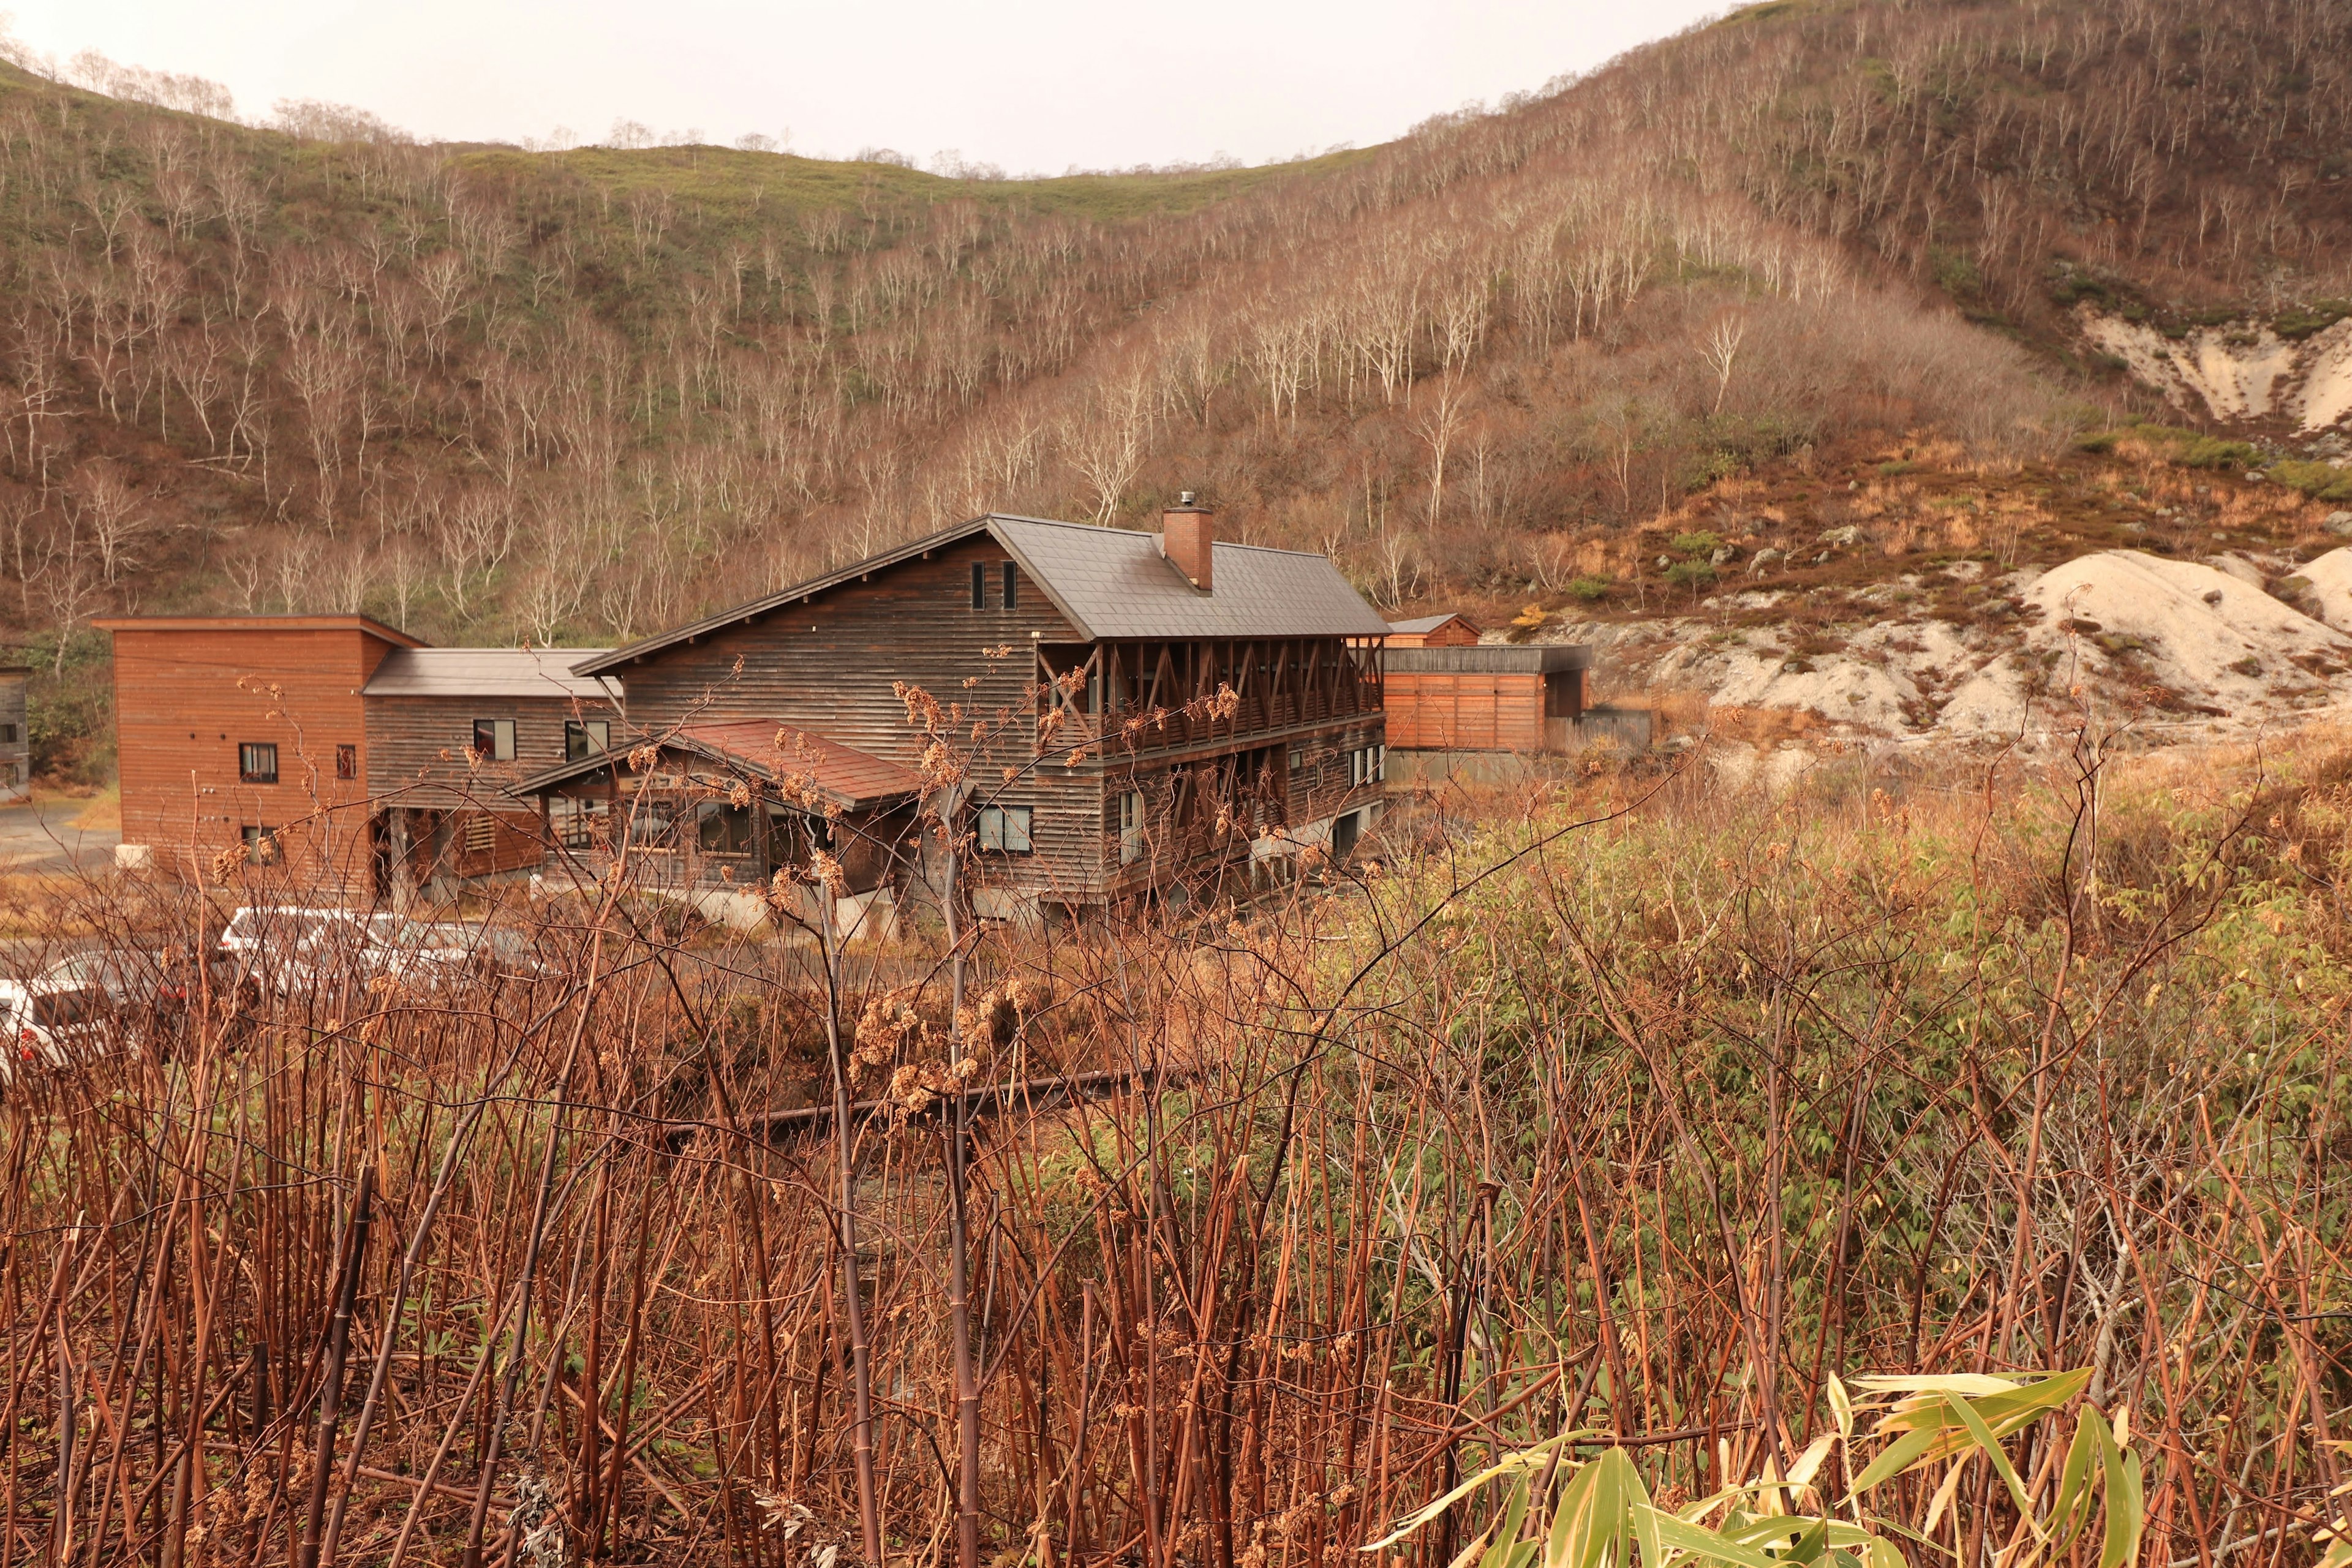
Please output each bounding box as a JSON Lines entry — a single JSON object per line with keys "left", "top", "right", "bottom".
{"left": 508, "top": 721, "right": 922, "bottom": 812}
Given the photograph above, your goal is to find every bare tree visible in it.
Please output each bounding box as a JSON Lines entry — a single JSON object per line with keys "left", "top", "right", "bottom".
{"left": 29, "top": 514, "right": 99, "bottom": 671}
{"left": 70, "top": 462, "right": 147, "bottom": 585}
{"left": 1699, "top": 310, "right": 1747, "bottom": 415}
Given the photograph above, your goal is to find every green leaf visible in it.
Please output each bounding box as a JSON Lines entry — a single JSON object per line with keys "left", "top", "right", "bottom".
{"left": 1635, "top": 1507, "right": 1781, "bottom": 1568}
{"left": 1847, "top": 1423, "right": 1943, "bottom": 1494}
{"left": 2049, "top": 1414, "right": 2099, "bottom": 1551}
{"left": 1363, "top": 1434, "right": 1582, "bottom": 1551}
{"left": 1943, "top": 1393, "right": 2037, "bottom": 1526}
{"left": 1481, "top": 1480, "right": 1533, "bottom": 1568}
{"left": 1785, "top": 1517, "right": 1830, "bottom": 1566}
{"left": 2098, "top": 1427, "right": 2144, "bottom": 1568}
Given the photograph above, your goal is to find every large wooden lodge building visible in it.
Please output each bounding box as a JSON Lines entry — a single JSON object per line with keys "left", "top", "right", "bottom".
{"left": 99, "top": 499, "right": 1398, "bottom": 926}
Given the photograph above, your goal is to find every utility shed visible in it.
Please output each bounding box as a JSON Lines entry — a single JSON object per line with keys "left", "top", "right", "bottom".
{"left": 1386, "top": 613, "right": 1482, "bottom": 649}
{"left": 1384, "top": 644, "right": 1593, "bottom": 752}
{"left": 363, "top": 648, "right": 617, "bottom": 891}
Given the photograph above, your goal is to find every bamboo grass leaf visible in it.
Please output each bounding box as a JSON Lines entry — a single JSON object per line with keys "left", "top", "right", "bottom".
{"left": 1481, "top": 1479, "right": 1533, "bottom": 1568}
{"left": 1847, "top": 1424, "right": 1945, "bottom": 1494}
{"left": 1943, "top": 1393, "right": 2037, "bottom": 1526}
{"left": 1635, "top": 1507, "right": 1782, "bottom": 1568}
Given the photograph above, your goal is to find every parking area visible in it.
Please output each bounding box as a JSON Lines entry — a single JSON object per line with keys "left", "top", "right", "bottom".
{"left": 0, "top": 799, "right": 121, "bottom": 875}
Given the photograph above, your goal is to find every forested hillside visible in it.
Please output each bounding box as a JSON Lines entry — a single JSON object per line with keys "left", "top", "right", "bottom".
{"left": 0, "top": 0, "right": 2344, "bottom": 684}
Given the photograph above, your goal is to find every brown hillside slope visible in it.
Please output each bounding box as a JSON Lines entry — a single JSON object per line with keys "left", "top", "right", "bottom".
{"left": 0, "top": 0, "right": 2343, "bottom": 708}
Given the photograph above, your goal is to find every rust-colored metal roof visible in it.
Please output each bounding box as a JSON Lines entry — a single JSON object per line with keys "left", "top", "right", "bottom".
{"left": 675, "top": 722, "right": 922, "bottom": 809}
{"left": 507, "top": 719, "right": 921, "bottom": 811}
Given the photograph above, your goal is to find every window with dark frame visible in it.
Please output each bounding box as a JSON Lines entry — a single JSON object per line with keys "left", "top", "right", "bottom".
{"left": 334, "top": 744, "right": 357, "bottom": 780}
{"left": 239, "top": 824, "right": 277, "bottom": 864}
{"left": 565, "top": 719, "right": 610, "bottom": 762}
{"left": 238, "top": 742, "right": 278, "bottom": 784}
{"left": 970, "top": 561, "right": 987, "bottom": 609}
{"left": 1001, "top": 561, "right": 1017, "bottom": 609}
{"left": 976, "top": 804, "right": 1033, "bottom": 854}
{"left": 471, "top": 718, "right": 516, "bottom": 762}
{"left": 0, "top": 723, "right": 17, "bottom": 743}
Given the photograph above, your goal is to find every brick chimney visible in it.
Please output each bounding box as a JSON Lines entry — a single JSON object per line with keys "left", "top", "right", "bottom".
{"left": 1160, "top": 491, "right": 1214, "bottom": 592}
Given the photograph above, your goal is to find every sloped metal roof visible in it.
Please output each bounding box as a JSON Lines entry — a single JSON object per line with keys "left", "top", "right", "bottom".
{"left": 575, "top": 513, "right": 1387, "bottom": 674}
{"left": 987, "top": 515, "right": 1392, "bottom": 640}
{"left": 1388, "top": 613, "right": 1477, "bottom": 635}
{"left": 365, "top": 649, "right": 617, "bottom": 699}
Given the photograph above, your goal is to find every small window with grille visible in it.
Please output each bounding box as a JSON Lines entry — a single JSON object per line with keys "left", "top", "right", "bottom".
{"left": 238, "top": 742, "right": 278, "bottom": 784}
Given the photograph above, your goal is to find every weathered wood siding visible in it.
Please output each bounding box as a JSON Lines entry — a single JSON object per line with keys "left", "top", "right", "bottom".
{"left": 608, "top": 535, "right": 1385, "bottom": 902}
{"left": 109, "top": 625, "right": 393, "bottom": 877}
{"left": 366, "top": 693, "right": 615, "bottom": 812}
{"left": 607, "top": 534, "right": 1106, "bottom": 893}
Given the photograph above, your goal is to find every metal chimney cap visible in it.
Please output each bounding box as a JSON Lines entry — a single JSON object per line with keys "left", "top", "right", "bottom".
{"left": 1177, "top": 490, "right": 1197, "bottom": 506}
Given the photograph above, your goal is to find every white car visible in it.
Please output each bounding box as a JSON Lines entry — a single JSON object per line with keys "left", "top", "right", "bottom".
{"left": 0, "top": 975, "right": 112, "bottom": 1085}
{"left": 216, "top": 906, "right": 399, "bottom": 995}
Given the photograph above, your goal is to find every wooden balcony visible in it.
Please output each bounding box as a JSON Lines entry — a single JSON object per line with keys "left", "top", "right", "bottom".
{"left": 1037, "top": 636, "right": 1384, "bottom": 760}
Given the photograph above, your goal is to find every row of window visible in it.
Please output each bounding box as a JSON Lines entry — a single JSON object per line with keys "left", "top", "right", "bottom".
{"left": 239, "top": 743, "right": 358, "bottom": 784}
{"left": 474, "top": 718, "right": 609, "bottom": 763}
{"left": 233, "top": 722, "right": 610, "bottom": 784}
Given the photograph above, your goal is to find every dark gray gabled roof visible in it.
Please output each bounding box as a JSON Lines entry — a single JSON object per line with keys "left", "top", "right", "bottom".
{"left": 1389, "top": 613, "right": 1476, "bottom": 635}
{"left": 575, "top": 514, "right": 1387, "bottom": 675}
{"left": 987, "top": 514, "right": 1390, "bottom": 640}
{"left": 366, "top": 648, "right": 617, "bottom": 699}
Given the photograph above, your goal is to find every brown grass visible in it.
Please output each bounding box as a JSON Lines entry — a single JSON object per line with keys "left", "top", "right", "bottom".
{"left": 2, "top": 722, "right": 2350, "bottom": 1565}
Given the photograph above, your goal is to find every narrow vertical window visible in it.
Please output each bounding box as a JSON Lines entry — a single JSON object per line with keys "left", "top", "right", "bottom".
{"left": 971, "top": 561, "right": 987, "bottom": 609}
{"left": 1001, "top": 561, "right": 1017, "bottom": 609}
{"left": 1118, "top": 790, "right": 1144, "bottom": 865}
{"left": 334, "top": 744, "right": 357, "bottom": 780}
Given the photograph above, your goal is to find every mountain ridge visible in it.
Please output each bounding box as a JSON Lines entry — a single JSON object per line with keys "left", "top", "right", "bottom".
{"left": 1, "top": 0, "right": 2348, "bottom": 772}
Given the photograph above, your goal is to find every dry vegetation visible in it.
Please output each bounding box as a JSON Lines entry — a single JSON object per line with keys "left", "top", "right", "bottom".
{"left": 3, "top": 713, "right": 2350, "bottom": 1564}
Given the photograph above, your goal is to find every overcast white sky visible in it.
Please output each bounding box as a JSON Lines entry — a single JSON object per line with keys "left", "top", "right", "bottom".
{"left": 4, "top": 0, "right": 1725, "bottom": 173}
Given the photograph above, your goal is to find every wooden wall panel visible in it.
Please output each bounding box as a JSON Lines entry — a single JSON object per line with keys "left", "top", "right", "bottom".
{"left": 1385, "top": 672, "right": 1548, "bottom": 753}
{"left": 109, "top": 626, "right": 393, "bottom": 880}
{"left": 366, "top": 693, "right": 617, "bottom": 813}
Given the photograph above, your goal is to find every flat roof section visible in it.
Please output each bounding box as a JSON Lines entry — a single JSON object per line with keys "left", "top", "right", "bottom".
{"left": 1385, "top": 644, "right": 1591, "bottom": 674}
{"left": 94, "top": 614, "right": 427, "bottom": 648}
